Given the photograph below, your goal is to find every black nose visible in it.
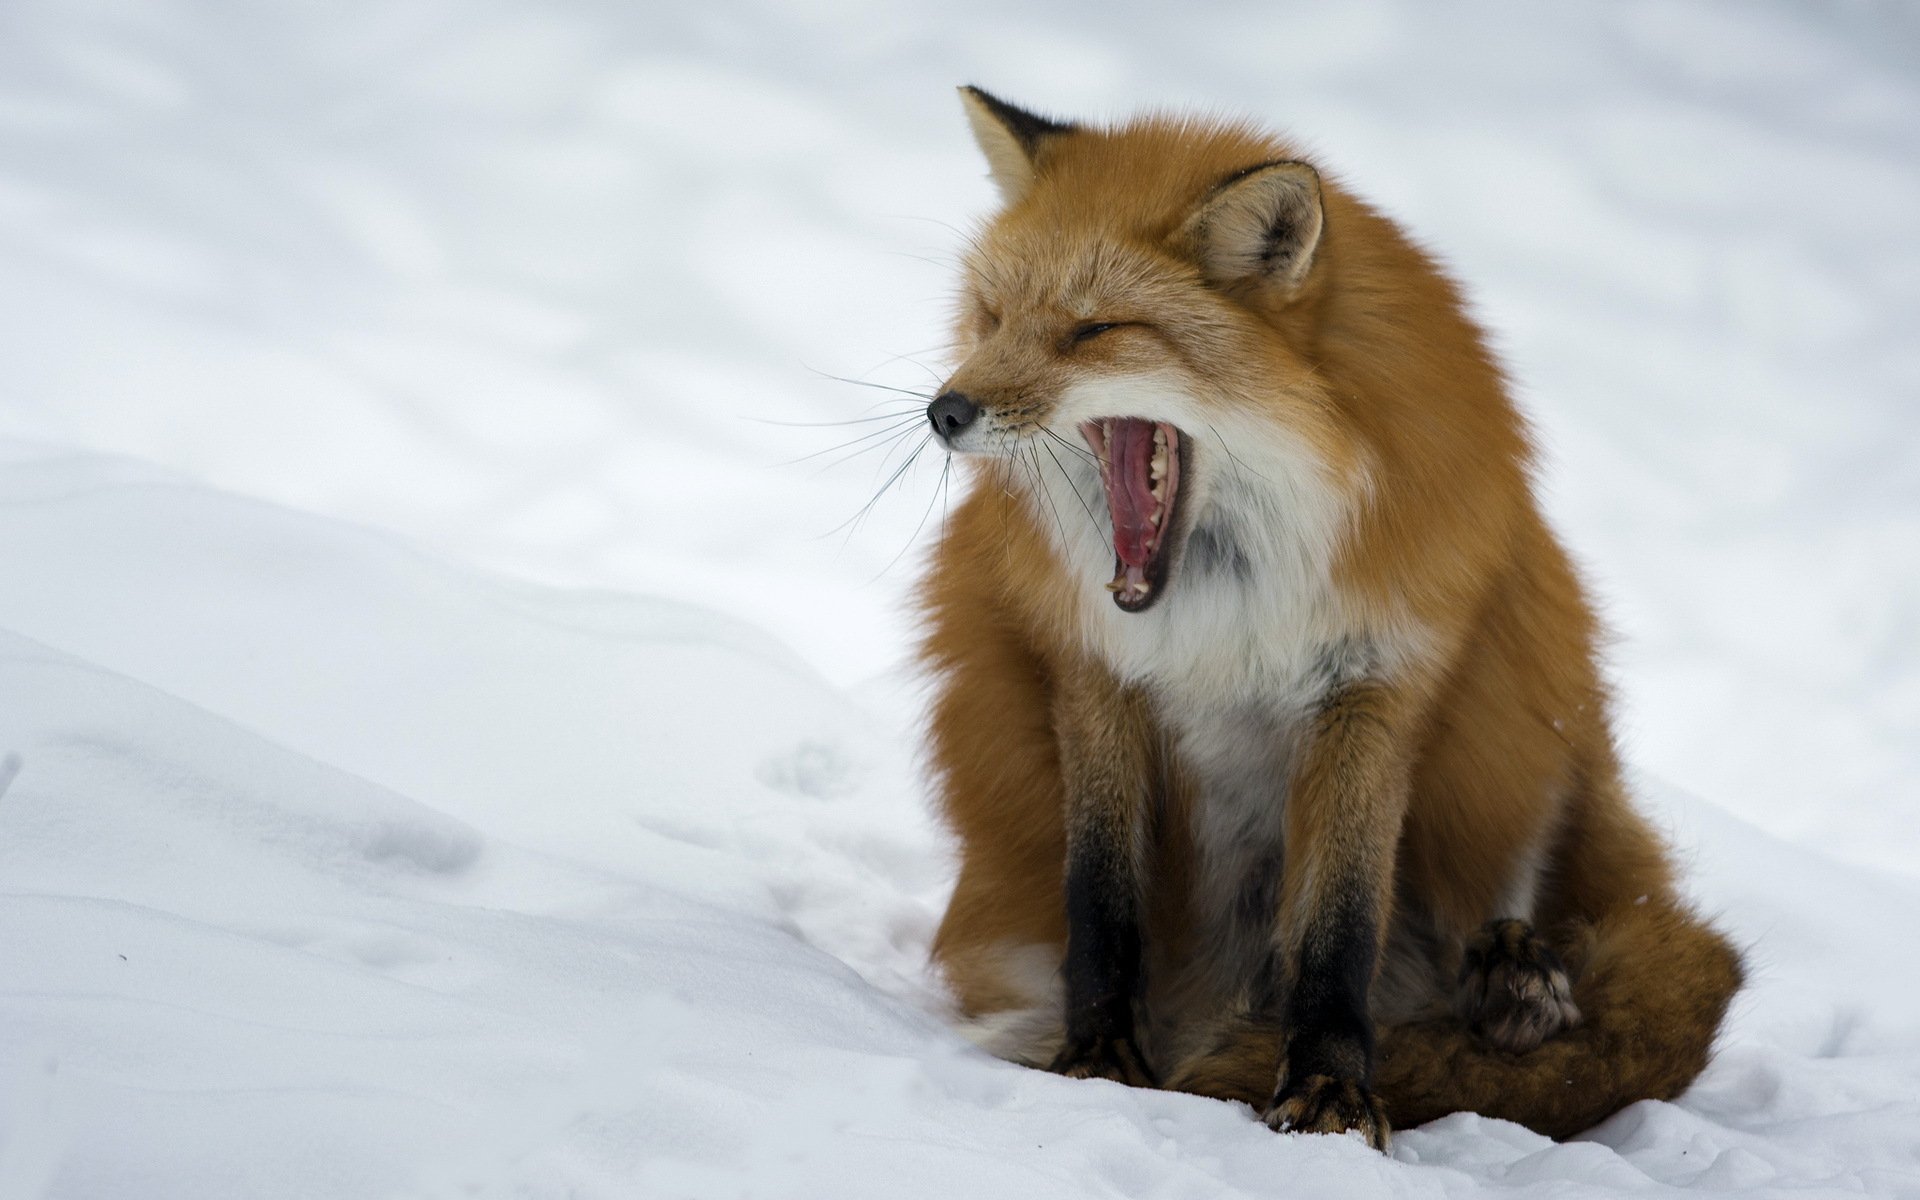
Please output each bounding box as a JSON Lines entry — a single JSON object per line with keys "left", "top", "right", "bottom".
{"left": 927, "top": 392, "right": 980, "bottom": 440}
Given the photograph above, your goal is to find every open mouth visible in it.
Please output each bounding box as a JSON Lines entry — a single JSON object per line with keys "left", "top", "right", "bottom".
{"left": 1082, "top": 418, "right": 1184, "bottom": 612}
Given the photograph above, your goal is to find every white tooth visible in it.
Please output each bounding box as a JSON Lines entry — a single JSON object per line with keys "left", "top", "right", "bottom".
{"left": 1135, "top": 581, "right": 1152, "bottom": 595}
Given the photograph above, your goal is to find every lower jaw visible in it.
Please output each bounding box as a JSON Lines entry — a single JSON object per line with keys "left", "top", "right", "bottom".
{"left": 1105, "top": 554, "right": 1165, "bottom": 612}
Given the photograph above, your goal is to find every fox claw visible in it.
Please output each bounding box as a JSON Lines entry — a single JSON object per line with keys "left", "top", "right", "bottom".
{"left": 1048, "top": 1032, "right": 1157, "bottom": 1087}
{"left": 1264, "top": 1073, "right": 1391, "bottom": 1151}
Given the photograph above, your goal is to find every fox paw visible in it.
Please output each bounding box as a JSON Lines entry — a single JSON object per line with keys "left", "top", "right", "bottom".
{"left": 1048, "top": 1032, "right": 1157, "bottom": 1087}
{"left": 1457, "top": 918, "right": 1581, "bottom": 1054}
{"left": 1264, "top": 1074, "right": 1391, "bottom": 1151}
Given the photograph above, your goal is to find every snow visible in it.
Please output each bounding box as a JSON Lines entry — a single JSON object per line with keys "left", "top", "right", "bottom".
{"left": 1, "top": 443, "right": 1917, "bottom": 1199}
{"left": 0, "top": 1, "right": 1916, "bottom": 1196}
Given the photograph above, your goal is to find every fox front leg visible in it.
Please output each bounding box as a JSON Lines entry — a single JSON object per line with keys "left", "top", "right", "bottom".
{"left": 1045, "top": 659, "right": 1160, "bottom": 1086}
{"left": 1264, "top": 679, "right": 1415, "bottom": 1150}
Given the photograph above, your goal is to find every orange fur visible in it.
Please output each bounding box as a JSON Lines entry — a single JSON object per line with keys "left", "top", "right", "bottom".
{"left": 920, "top": 90, "right": 1740, "bottom": 1143}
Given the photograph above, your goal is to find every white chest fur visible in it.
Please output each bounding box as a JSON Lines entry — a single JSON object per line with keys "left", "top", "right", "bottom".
{"left": 1033, "top": 417, "right": 1362, "bottom": 721}
{"left": 1026, "top": 420, "right": 1379, "bottom": 1004}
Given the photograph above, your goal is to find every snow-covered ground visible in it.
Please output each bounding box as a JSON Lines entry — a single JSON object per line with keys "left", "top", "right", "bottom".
{"left": 1, "top": 442, "right": 1917, "bottom": 1198}
{"left": 0, "top": 1, "right": 1916, "bottom": 1196}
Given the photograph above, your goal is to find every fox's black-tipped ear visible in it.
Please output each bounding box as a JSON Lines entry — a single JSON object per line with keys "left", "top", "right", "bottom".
{"left": 959, "top": 86, "right": 1075, "bottom": 204}
{"left": 1180, "top": 161, "right": 1325, "bottom": 296}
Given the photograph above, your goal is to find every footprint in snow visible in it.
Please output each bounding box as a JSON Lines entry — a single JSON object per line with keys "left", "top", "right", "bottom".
{"left": 756, "top": 740, "right": 860, "bottom": 800}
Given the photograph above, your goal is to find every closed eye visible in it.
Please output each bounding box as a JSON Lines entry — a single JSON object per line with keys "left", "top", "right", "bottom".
{"left": 1071, "top": 322, "right": 1122, "bottom": 343}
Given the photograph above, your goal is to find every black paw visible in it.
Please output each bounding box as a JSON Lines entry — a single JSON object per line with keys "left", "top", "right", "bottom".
{"left": 1263, "top": 1073, "right": 1391, "bottom": 1151}
{"left": 1047, "top": 1031, "right": 1157, "bottom": 1087}
{"left": 1456, "top": 918, "right": 1581, "bottom": 1054}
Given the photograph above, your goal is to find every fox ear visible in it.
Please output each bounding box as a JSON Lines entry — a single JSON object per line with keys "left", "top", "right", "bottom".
{"left": 959, "top": 86, "right": 1075, "bottom": 204}
{"left": 1181, "top": 161, "right": 1324, "bottom": 295}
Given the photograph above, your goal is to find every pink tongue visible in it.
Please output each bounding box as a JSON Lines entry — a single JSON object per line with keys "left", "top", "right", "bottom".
{"left": 1103, "top": 419, "right": 1159, "bottom": 567}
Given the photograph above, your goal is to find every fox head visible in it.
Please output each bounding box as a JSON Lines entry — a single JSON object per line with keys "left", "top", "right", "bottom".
{"left": 932, "top": 87, "right": 1375, "bottom": 615}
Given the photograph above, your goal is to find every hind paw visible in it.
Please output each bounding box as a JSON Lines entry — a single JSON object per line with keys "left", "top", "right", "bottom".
{"left": 1263, "top": 1074, "right": 1391, "bottom": 1151}
{"left": 1456, "top": 918, "right": 1581, "bottom": 1054}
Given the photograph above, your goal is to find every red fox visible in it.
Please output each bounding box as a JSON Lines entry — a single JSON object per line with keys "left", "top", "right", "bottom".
{"left": 919, "top": 87, "right": 1742, "bottom": 1148}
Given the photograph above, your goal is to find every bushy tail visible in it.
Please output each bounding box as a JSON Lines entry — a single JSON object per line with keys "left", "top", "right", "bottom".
{"left": 1169, "top": 902, "right": 1744, "bottom": 1139}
